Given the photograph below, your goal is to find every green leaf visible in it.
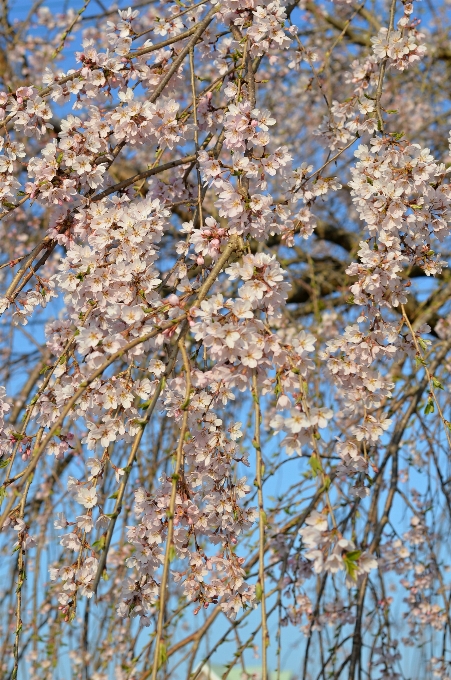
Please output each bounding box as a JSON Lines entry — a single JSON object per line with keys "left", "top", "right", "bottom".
{"left": 157, "top": 642, "right": 167, "bottom": 669}
{"left": 432, "top": 377, "right": 444, "bottom": 390}
{"left": 424, "top": 398, "right": 435, "bottom": 415}
{"left": 345, "top": 550, "right": 362, "bottom": 561}
{"left": 0, "top": 457, "right": 10, "bottom": 468}
{"left": 255, "top": 582, "right": 263, "bottom": 601}
{"left": 309, "top": 455, "right": 323, "bottom": 478}
{"left": 92, "top": 535, "right": 106, "bottom": 552}
{"left": 343, "top": 550, "right": 362, "bottom": 580}
{"left": 108, "top": 491, "right": 119, "bottom": 500}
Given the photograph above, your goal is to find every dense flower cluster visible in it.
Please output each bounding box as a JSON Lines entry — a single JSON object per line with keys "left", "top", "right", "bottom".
{"left": 0, "top": 0, "right": 450, "bottom": 677}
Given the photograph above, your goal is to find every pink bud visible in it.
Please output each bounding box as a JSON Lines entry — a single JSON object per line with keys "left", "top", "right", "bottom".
{"left": 167, "top": 294, "right": 179, "bottom": 306}
{"left": 197, "top": 256, "right": 204, "bottom": 265}
{"left": 162, "top": 326, "right": 177, "bottom": 339}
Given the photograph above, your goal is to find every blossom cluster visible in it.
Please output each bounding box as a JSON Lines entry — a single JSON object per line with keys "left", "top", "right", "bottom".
{"left": 0, "top": 0, "right": 450, "bottom": 675}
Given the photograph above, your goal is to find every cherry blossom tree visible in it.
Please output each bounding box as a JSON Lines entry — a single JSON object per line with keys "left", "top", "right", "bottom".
{"left": 1, "top": 0, "right": 451, "bottom": 678}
